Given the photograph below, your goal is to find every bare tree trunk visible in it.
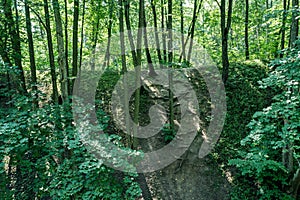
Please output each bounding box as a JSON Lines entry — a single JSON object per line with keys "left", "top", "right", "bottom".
{"left": 64, "top": 0, "right": 70, "bottom": 94}
{"left": 25, "top": 0, "right": 38, "bottom": 107}
{"left": 151, "top": 0, "right": 162, "bottom": 65}
{"left": 167, "top": 0, "right": 175, "bottom": 133}
{"left": 52, "top": 0, "right": 69, "bottom": 102}
{"left": 221, "top": 0, "right": 233, "bottom": 84}
{"left": 180, "top": 0, "right": 202, "bottom": 62}
{"left": 44, "top": 0, "right": 58, "bottom": 103}
{"left": 91, "top": 4, "right": 100, "bottom": 71}
{"left": 72, "top": 0, "right": 79, "bottom": 89}
{"left": 161, "top": 0, "right": 167, "bottom": 63}
{"left": 2, "top": 0, "right": 27, "bottom": 93}
{"left": 180, "top": 0, "right": 186, "bottom": 62}
{"left": 24, "top": 2, "right": 37, "bottom": 198}
{"left": 289, "top": 0, "right": 299, "bottom": 48}
{"left": 143, "top": 1, "right": 157, "bottom": 76}
{"left": 118, "top": 0, "right": 131, "bottom": 146}
{"left": 187, "top": 0, "right": 204, "bottom": 61}
{"left": 79, "top": 0, "right": 86, "bottom": 71}
{"left": 105, "top": 1, "right": 113, "bottom": 68}
{"left": 245, "top": 0, "right": 250, "bottom": 60}
{"left": 280, "top": 0, "right": 287, "bottom": 58}
{"left": 290, "top": 168, "right": 300, "bottom": 199}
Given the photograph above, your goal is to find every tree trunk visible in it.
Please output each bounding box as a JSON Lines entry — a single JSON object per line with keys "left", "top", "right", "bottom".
{"left": 79, "top": 0, "right": 86, "bottom": 72}
{"left": 143, "top": 1, "right": 157, "bottom": 76}
{"left": 25, "top": 0, "right": 38, "bottom": 107}
{"left": 105, "top": 1, "right": 113, "bottom": 68}
{"left": 290, "top": 167, "right": 300, "bottom": 199}
{"left": 150, "top": 0, "right": 162, "bottom": 65}
{"left": 180, "top": 0, "right": 186, "bottom": 62}
{"left": 221, "top": 0, "right": 233, "bottom": 84}
{"left": 52, "top": 0, "right": 69, "bottom": 102}
{"left": 72, "top": 0, "right": 79, "bottom": 89}
{"left": 245, "top": 0, "right": 250, "bottom": 60}
{"left": 187, "top": 0, "right": 203, "bottom": 61}
{"left": 44, "top": 0, "right": 58, "bottom": 103}
{"left": 161, "top": 0, "right": 167, "bottom": 63}
{"left": 167, "top": 0, "right": 175, "bottom": 133}
{"left": 280, "top": 0, "right": 287, "bottom": 58}
{"left": 289, "top": 0, "right": 299, "bottom": 48}
{"left": 2, "top": 0, "right": 27, "bottom": 93}
{"left": 64, "top": 0, "right": 70, "bottom": 94}
{"left": 91, "top": 4, "right": 100, "bottom": 71}
{"left": 118, "top": 0, "right": 131, "bottom": 145}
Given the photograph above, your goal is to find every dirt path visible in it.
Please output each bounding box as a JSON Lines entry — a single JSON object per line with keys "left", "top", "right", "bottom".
{"left": 138, "top": 133, "right": 231, "bottom": 200}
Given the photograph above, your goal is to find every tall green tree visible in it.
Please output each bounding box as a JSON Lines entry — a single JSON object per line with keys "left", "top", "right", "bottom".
{"left": 52, "top": 0, "right": 69, "bottom": 102}
{"left": 44, "top": 0, "right": 58, "bottom": 103}
{"left": 25, "top": 0, "right": 38, "bottom": 107}
{"left": 1, "top": 0, "right": 26, "bottom": 93}
{"left": 220, "top": 0, "right": 233, "bottom": 84}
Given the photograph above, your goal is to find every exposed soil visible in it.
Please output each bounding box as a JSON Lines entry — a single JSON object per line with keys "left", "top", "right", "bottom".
{"left": 99, "top": 69, "right": 232, "bottom": 200}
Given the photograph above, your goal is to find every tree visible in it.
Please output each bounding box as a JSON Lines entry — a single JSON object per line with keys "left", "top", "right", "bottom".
{"left": 64, "top": 0, "right": 70, "bottom": 94}
{"left": 280, "top": 0, "right": 288, "bottom": 58}
{"left": 44, "top": 0, "right": 58, "bottom": 103}
{"left": 150, "top": 0, "right": 162, "bottom": 64}
{"left": 52, "top": 0, "right": 69, "bottom": 102}
{"left": 245, "top": 0, "right": 250, "bottom": 60}
{"left": 104, "top": 1, "right": 114, "bottom": 68}
{"left": 219, "top": 0, "right": 233, "bottom": 84}
{"left": 25, "top": 0, "right": 38, "bottom": 107}
{"left": 1, "top": 0, "right": 26, "bottom": 93}
{"left": 72, "top": 0, "right": 79, "bottom": 89}
{"left": 290, "top": 0, "right": 299, "bottom": 47}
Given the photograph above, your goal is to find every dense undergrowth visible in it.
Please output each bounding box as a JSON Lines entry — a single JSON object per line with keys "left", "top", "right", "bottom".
{"left": 0, "top": 53, "right": 299, "bottom": 199}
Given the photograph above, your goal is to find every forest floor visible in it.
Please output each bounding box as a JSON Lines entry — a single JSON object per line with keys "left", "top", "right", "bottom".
{"left": 139, "top": 133, "right": 231, "bottom": 200}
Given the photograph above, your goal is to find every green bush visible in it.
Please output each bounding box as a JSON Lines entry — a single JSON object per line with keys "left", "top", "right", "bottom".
{"left": 229, "top": 45, "right": 300, "bottom": 199}
{"left": 0, "top": 93, "right": 141, "bottom": 199}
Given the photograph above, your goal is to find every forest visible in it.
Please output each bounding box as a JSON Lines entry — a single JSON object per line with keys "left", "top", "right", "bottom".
{"left": 0, "top": 0, "right": 299, "bottom": 199}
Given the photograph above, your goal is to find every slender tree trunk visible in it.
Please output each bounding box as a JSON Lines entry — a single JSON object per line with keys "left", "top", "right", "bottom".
{"left": 290, "top": 168, "right": 300, "bottom": 198}
{"left": 221, "top": 0, "right": 233, "bottom": 84}
{"left": 289, "top": 0, "right": 299, "bottom": 47}
{"left": 124, "top": 1, "right": 152, "bottom": 199}
{"left": 167, "top": 0, "right": 175, "bottom": 133}
{"left": 25, "top": 0, "right": 38, "bottom": 107}
{"left": 24, "top": 2, "right": 38, "bottom": 198}
{"left": 132, "top": 0, "right": 144, "bottom": 149}
{"left": 91, "top": 13, "right": 100, "bottom": 71}
{"left": 72, "top": 0, "right": 79, "bottom": 89}
{"left": 105, "top": 1, "right": 113, "bottom": 68}
{"left": 150, "top": 0, "right": 162, "bottom": 65}
{"left": 187, "top": 0, "right": 203, "bottom": 61}
{"left": 2, "top": 0, "right": 27, "bottom": 93}
{"left": 279, "top": 0, "right": 287, "bottom": 58}
{"left": 118, "top": 0, "right": 131, "bottom": 146}
{"left": 44, "top": 0, "right": 58, "bottom": 103}
{"left": 52, "top": 0, "right": 69, "bottom": 102}
{"left": 124, "top": 0, "right": 139, "bottom": 149}
{"left": 245, "top": 0, "right": 250, "bottom": 60}
{"left": 180, "top": 0, "right": 186, "bottom": 62}
{"left": 161, "top": 0, "right": 167, "bottom": 63}
{"left": 79, "top": 0, "right": 86, "bottom": 70}
{"left": 180, "top": 0, "right": 202, "bottom": 62}
{"left": 143, "top": 1, "right": 157, "bottom": 76}
{"left": 64, "top": 0, "right": 70, "bottom": 94}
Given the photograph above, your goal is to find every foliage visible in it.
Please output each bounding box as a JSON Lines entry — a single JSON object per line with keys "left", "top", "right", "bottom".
{"left": 229, "top": 44, "right": 300, "bottom": 199}
{"left": 161, "top": 123, "right": 176, "bottom": 143}
{"left": 215, "top": 60, "right": 273, "bottom": 162}
{"left": 0, "top": 93, "right": 141, "bottom": 199}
